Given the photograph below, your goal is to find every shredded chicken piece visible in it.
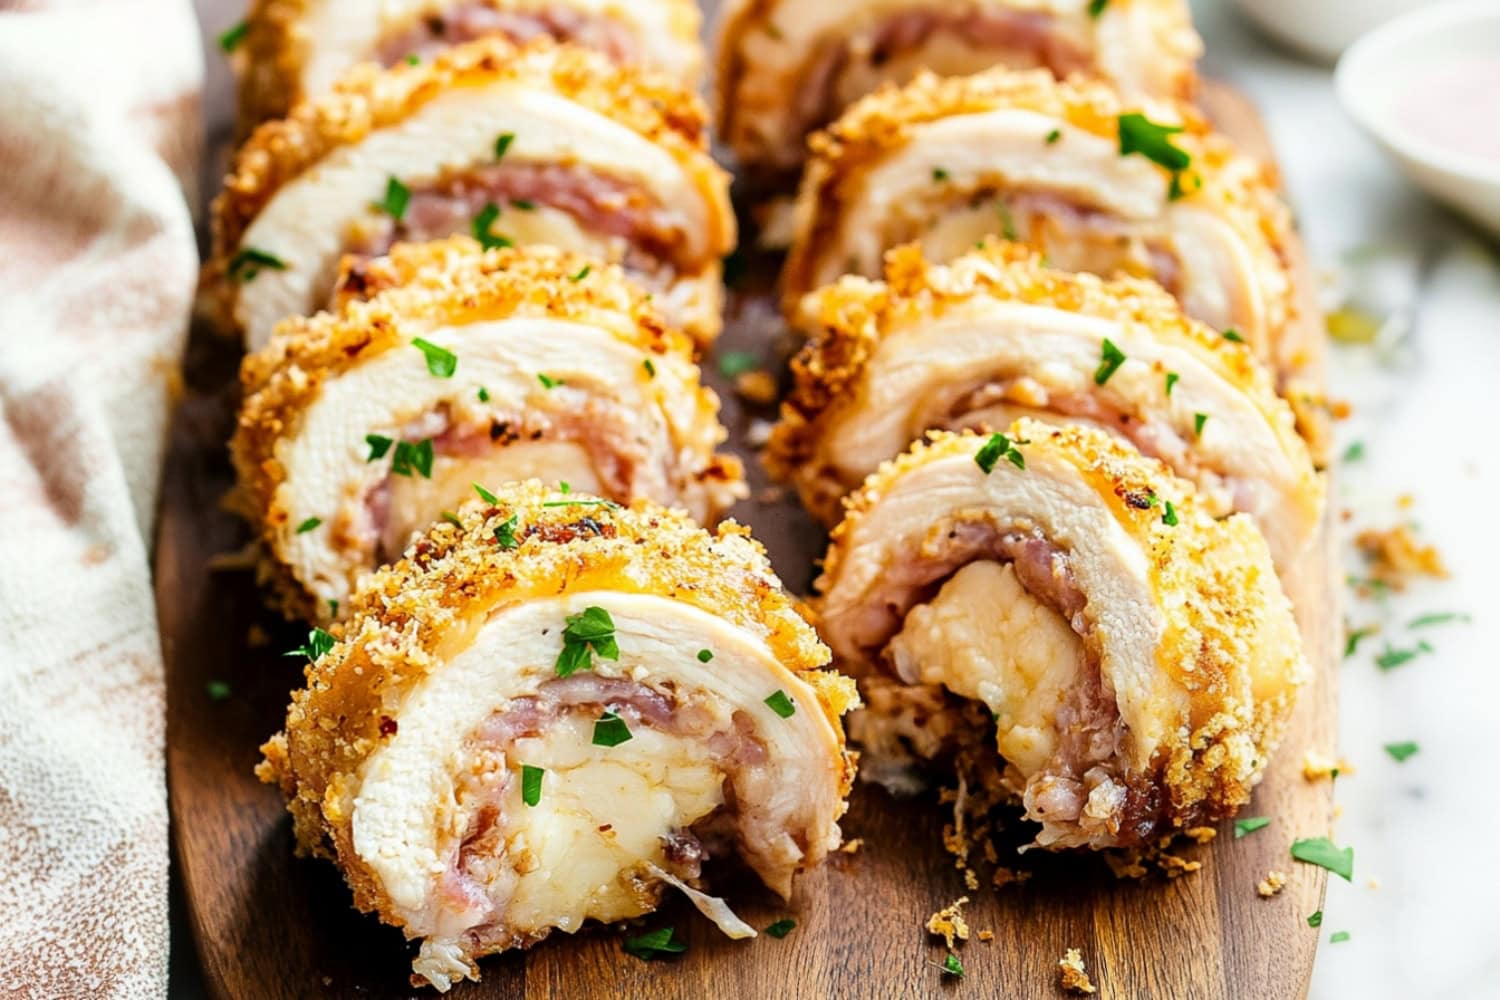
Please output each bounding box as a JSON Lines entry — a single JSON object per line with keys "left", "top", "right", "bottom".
{"left": 1257, "top": 871, "right": 1288, "bottom": 898}
{"left": 1303, "top": 751, "right": 1355, "bottom": 782}
{"left": 1355, "top": 524, "right": 1448, "bottom": 590}
{"left": 1058, "top": 948, "right": 1098, "bottom": 994}
{"left": 926, "top": 896, "right": 971, "bottom": 949}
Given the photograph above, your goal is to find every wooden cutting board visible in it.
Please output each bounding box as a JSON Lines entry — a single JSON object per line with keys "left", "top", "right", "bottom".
{"left": 160, "top": 76, "right": 1338, "bottom": 999}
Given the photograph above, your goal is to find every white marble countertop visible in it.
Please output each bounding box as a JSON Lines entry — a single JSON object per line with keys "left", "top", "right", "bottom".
{"left": 1193, "top": 2, "right": 1500, "bottom": 996}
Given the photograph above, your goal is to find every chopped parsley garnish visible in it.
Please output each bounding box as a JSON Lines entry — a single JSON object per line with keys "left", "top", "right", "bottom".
{"left": 1343, "top": 440, "right": 1365, "bottom": 463}
{"left": 375, "top": 176, "right": 410, "bottom": 221}
{"left": 559, "top": 481, "right": 571, "bottom": 494}
{"left": 941, "top": 954, "right": 964, "bottom": 978}
{"left": 511, "top": 199, "right": 536, "bottom": 211}
{"left": 622, "top": 927, "right": 685, "bottom": 960}
{"left": 1088, "top": 0, "right": 1109, "bottom": 16}
{"left": 1290, "top": 836, "right": 1354, "bottom": 881}
{"left": 764, "top": 918, "right": 796, "bottom": 939}
{"left": 1330, "top": 931, "right": 1351, "bottom": 944}
{"left": 1344, "top": 624, "right": 1378, "bottom": 658}
{"left": 643, "top": 358, "right": 656, "bottom": 378}
{"left": 697, "top": 649, "right": 714, "bottom": 662}
{"left": 521, "top": 765, "right": 544, "bottom": 806}
{"left": 974, "top": 432, "right": 1025, "bottom": 473}
{"left": 717, "top": 350, "right": 760, "bottom": 378}
{"left": 1117, "top": 113, "right": 1190, "bottom": 180}
{"left": 1375, "top": 641, "right": 1432, "bottom": 671}
{"left": 365, "top": 434, "right": 394, "bottom": 461}
{"left": 494, "top": 514, "right": 520, "bottom": 550}
{"left": 295, "top": 516, "right": 321, "bottom": 534}
{"left": 932, "top": 167, "right": 950, "bottom": 182}
{"left": 1194, "top": 412, "right": 1209, "bottom": 436}
{"left": 1165, "top": 371, "right": 1180, "bottom": 396}
{"left": 1223, "top": 328, "right": 1246, "bottom": 343}
{"left": 405, "top": 54, "right": 420, "bottom": 65}
{"left": 556, "top": 606, "right": 619, "bottom": 677}
{"left": 227, "top": 247, "right": 287, "bottom": 282}
{"left": 1045, "top": 128, "right": 1062, "bottom": 144}
{"left": 1307, "top": 910, "right": 1323, "bottom": 927}
{"left": 995, "top": 200, "right": 1018, "bottom": 240}
{"left": 542, "top": 498, "right": 621, "bottom": 510}
{"left": 285, "top": 627, "right": 335, "bottom": 662}
{"left": 440, "top": 511, "right": 462, "bottom": 527}
{"left": 473, "top": 202, "right": 511, "bottom": 250}
{"left": 1094, "top": 338, "right": 1126, "bottom": 385}
{"left": 537, "top": 373, "right": 562, "bottom": 389}
{"left": 217, "top": 19, "right": 248, "bottom": 52}
{"left": 1384, "top": 741, "right": 1420, "bottom": 762}
{"left": 1233, "top": 816, "right": 1270, "bottom": 838}
{"left": 1408, "top": 611, "right": 1469, "bottom": 629}
{"left": 477, "top": 386, "right": 490, "bottom": 402}
{"left": 206, "top": 680, "right": 232, "bottom": 702}
{"left": 494, "top": 132, "right": 515, "bottom": 160}
{"left": 328, "top": 599, "right": 339, "bottom": 618}
{"left": 569, "top": 265, "right": 591, "bottom": 282}
{"left": 412, "top": 337, "right": 457, "bottom": 377}
{"left": 592, "top": 710, "right": 632, "bottom": 747}
{"left": 764, "top": 690, "right": 796, "bottom": 718}
{"left": 474, "top": 483, "right": 500, "bottom": 505}
{"left": 1162, "top": 500, "right": 1179, "bottom": 526}
{"left": 390, "top": 439, "right": 434, "bottom": 479}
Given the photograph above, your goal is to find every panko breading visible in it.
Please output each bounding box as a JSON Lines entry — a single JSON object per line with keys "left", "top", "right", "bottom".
{"left": 232, "top": 0, "right": 704, "bottom": 128}
{"left": 259, "top": 482, "right": 857, "bottom": 989}
{"left": 817, "top": 422, "right": 1308, "bottom": 850}
{"left": 231, "top": 241, "right": 743, "bottom": 621}
{"left": 782, "top": 68, "right": 1299, "bottom": 378}
{"left": 768, "top": 241, "right": 1322, "bottom": 568}
{"left": 1058, "top": 948, "right": 1098, "bottom": 994}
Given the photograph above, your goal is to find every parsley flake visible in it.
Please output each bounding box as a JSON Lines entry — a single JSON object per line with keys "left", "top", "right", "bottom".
{"left": 375, "top": 176, "right": 410, "bottom": 221}
{"left": 474, "top": 483, "right": 500, "bottom": 505}
{"left": 1194, "top": 412, "right": 1209, "bottom": 436}
{"left": 592, "top": 710, "right": 632, "bottom": 747}
{"left": 643, "top": 358, "right": 656, "bottom": 378}
{"left": 218, "top": 19, "right": 248, "bottom": 52}
{"left": 932, "top": 167, "right": 950, "bottom": 182}
{"left": 1343, "top": 440, "right": 1365, "bottom": 463}
{"left": 1383, "top": 741, "right": 1420, "bottom": 762}
{"left": 1088, "top": 0, "right": 1109, "bottom": 15}
{"left": 996, "top": 200, "right": 1018, "bottom": 240}
{"left": 764, "top": 690, "right": 796, "bottom": 718}
{"left": 1095, "top": 337, "right": 1126, "bottom": 385}
{"left": 1165, "top": 371, "right": 1180, "bottom": 396}
{"left": 365, "top": 434, "right": 394, "bottom": 461}
{"left": 285, "top": 627, "right": 334, "bottom": 662}
{"left": 1344, "top": 624, "right": 1378, "bottom": 659}
{"left": 1307, "top": 910, "right": 1323, "bottom": 927}
{"left": 494, "top": 514, "right": 520, "bottom": 550}
{"left": 511, "top": 199, "right": 536, "bottom": 211}
{"left": 1118, "top": 113, "right": 1191, "bottom": 173}
{"left": 569, "top": 265, "right": 591, "bottom": 282}
{"left": 206, "top": 679, "right": 231, "bottom": 702}
{"left": 1045, "top": 128, "right": 1062, "bottom": 144}
{"left": 1290, "top": 836, "right": 1354, "bottom": 881}
{"left": 975, "top": 432, "right": 1025, "bottom": 473}
{"left": 391, "top": 439, "right": 434, "bottom": 479}
{"left": 556, "top": 606, "right": 618, "bottom": 677}
{"left": 521, "top": 764, "right": 544, "bottom": 806}
{"left": 1223, "top": 328, "right": 1246, "bottom": 343}
{"left": 405, "top": 54, "right": 420, "bottom": 65}
{"left": 622, "top": 927, "right": 685, "bottom": 960}
{"left": 941, "top": 954, "right": 964, "bottom": 977}
{"left": 764, "top": 918, "right": 795, "bottom": 938}
{"left": 697, "top": 649, "right": 713, "bottom": 663}
{"left": 1234, "top": 816, "right": 1270, "bottom": 838}
{"left": 494, "top": 132, "right": 515, "bottom": 160}
{"left": 1375, "top": 641, "right": 1432, "bottom": 671}
{"left": 295, "top": 516, "right": 321, "bottom": 534}
{"left": 718, "top": 350, "right": 759, "bottom": 378}
{"left": 1330, "top": 931, "right": 1351, "bottom": 944}
{"left": 473, "top": 202, "right": 511, "bottom": 250}
{"left": 537, "top": 373, "right": 562, "bottom": 389}
{"left": 1408, "top": 611, "right": 1469, "bottom": 629}
{"left": 477, "top": 386, "right": 490, "bottom": 402}
{"left": 440, "top": 511, "right": 462, "bottom": 528}
{"left": 412, "top": 338, "right": 457, "bottom": 377}
{"left": 1162, "top": 500, "right": 1179, "bottom": 526}
{"left": 227, "top": 247, "right": 287, "bottom": 283}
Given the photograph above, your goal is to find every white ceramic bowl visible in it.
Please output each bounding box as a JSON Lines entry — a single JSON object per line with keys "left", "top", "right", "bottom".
{"left": 1233, "top": 0, "right": 1430, "bottom": 63}
{"left": 1336, "top": 1, "right": 1500, "bottom": 237}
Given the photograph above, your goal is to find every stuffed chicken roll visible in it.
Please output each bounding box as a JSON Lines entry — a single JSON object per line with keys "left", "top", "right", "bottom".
{"left": 207, "top": 37, "right": 735, "bottom": 351}
{"left": 232, "top": 0, "right": 704, "bottom": 126}
{"left": 258, "top": 483, "right": 858, "bottom": 990}
{"left": 816, "top": 422, "right": 1307, "bottom": 849}
{"left": 232, "top": 241, "right": 744, "bottom": 622}
{"left": 714, "top": 0, "right": 1200, "bottom": 175}
{"left": 769, "top": 243, "right": 1322, "bottom": 569}
{"left": 783, "top": 69, "right": 1300, "bottom": 377}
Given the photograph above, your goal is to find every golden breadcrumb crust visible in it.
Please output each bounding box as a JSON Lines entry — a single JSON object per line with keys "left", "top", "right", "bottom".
{"left": 781, "top": 67, "right": 1295, "bottom": 346}
{"left": 768, "top": 241, "right": 1317, "bottom": 525}
{"left": 234, "top": 0, "right": 705, "bottom": 129}
{"left": 205, "top": 36, "right": 731, "bottom": 331}
{"left": 231, "top": 240, "right": 743, "bottom": 621}
{"left": 257, "top": 480, "right": 858, "bottom": 934}
{"left": 820, "top": 422, "right": 1305, "bottom": 837}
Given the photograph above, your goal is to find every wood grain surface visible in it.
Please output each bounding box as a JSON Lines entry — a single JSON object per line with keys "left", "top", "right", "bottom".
{"left": 161, "top": 75, "right": 1338, "bottom": 999}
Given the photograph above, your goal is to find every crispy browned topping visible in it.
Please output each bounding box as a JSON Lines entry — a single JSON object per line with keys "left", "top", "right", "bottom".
{"left": 1354, "top": 523, "right": 1448, "bottom": 591}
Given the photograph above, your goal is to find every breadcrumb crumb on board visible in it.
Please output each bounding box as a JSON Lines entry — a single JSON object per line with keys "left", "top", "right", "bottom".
{"left": 1058, "top": 948, "right": 1098, "bottom": 995}
{"left": 926, "top": 896, "right": 970, "bottom": 949}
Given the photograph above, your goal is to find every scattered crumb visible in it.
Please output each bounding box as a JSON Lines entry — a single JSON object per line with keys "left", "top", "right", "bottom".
{"left": 1185, "top": 826, "right": 1218, "bottom": 844}
{"left": 1333, "top": 803, "right": 1344, "bottom": 821}
{"left": 1328, "top": 399, "right": 1352, "bottom": 419}
{"left": 978, "top": 930, "right": 994, "bottom": 943}
{"left": 1105, "top": 852, "right": 1149, "bottom": 880}
{"left": 926, "top": 896, "right": 971, "bottom": 949}
{"left": 1257, "top": 871, "right": 1288, "bottom": 898}
{"left": 1303, "top": 751, "right": 1356, "bottom": 782}
{"left": 1157, "top": 852, "right": 1203, "bottom": 879}
{"left": 753, "top": 485, "right": 787, "bottom": 505}
{"left": 839, "top": 838, "right": 863, "bottom": 855}
{"left": 1354, "top": 524, "right": 1448, "bottom": 590}
{"left": 1058, "top": 948, "right": 1098, "bottom": 995}
{"left": 247, "top": 624, "right": 270, "bottom": 648}
{"left": 964, "top": 868, "right": 979, "bottom": 890}
{"left": 1396, "top": 494, "right": 1414, "bottom": 510}
{"left": 734, "top": 369, "right": 778, "bottom": 405}
{"left": 1367, "top": 878, "right": 1381, "bottom": 890}
{"left": 744, "top": 417, "right": 774, "bottom": 449}
{"left": 992, "top": 866, "right": 1031, "bottom": 890}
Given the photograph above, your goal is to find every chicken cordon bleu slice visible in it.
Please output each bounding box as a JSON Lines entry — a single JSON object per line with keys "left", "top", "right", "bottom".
{"left": 783, "top": 69, "right": 1300, "bottom": 377}
{"left": 258, "top": 483, "right": 858, "bottom": 990}
{"left": 232, "top": 241, "right": 744, "bottom": 622}
{"left": 714, "top": 0, "right": 1200, "bottom": 175}
{"left": 206, "top": 37, "right": 735, "bottom": 352}
{"left": 768, "top": 243, "right": 1322, "bottom": 569}
{"left": 816, "top": 422, "right": 1307, "bottom": 849}
{"left": 233, "top": 0, "right": 703, "bottom": 127}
